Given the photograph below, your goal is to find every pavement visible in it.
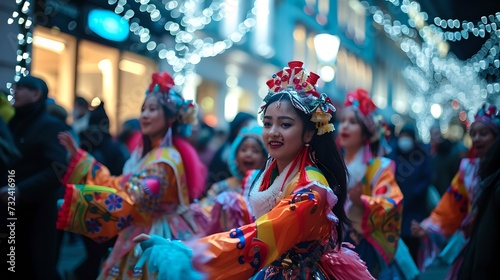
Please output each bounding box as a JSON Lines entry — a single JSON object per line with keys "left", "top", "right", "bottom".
{"left": 57, "top": 232, "right": 452, "bottom": 279}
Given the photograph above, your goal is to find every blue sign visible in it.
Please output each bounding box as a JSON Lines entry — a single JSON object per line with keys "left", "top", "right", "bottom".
{"left": 88, "top": 9, "right": 129, "bottom": 42}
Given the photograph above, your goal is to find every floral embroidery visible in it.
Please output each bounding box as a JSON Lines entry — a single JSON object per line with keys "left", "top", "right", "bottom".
{"left": 117, "top": 215, "right": 134, "bottom": 229}
{"left": 86, "top": 218, "right": 103, "bottom": 233}
{"left": 105, "top": 194, "right": 123, "bottom": 211}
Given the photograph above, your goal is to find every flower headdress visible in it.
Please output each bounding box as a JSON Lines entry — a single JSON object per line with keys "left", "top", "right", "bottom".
{"left": 260, "top": 61, "right": 336, "bottom": 135}
{"left": 146, "top": 72, "right": 197, "bottom": 137}
{"left": 344, "top": 88, "right": 392, "bottom": 160}
{"left": 472, "top": 103, "right": 500, "bottom": 135}
{"left": 344, "top": 88, "right": 378, "bottom": 138}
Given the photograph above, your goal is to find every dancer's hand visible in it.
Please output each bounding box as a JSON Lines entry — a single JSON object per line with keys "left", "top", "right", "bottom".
{"left": 410, "top": 220, "right": 426, "bottom": 238}
{"left": 58, "top": 131, "right": 78, "bottom": 158}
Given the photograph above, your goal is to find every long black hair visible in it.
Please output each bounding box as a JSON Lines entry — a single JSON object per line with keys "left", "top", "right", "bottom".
{"left": 478, "top": 134, "right": 500, "bottom": 180}
{"left": 263, "top": 94, "right": 349, "bottom": 246}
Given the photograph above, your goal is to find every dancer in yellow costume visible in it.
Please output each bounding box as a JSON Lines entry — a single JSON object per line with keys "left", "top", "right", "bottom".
{"left": 338, "top": 89, "right": 405, "bottom": 279}
{"left": 134, "top": 61, "right": 375, "bottom": 280}
{"left": 411, "top": 103, "right": 500, "bottom": 278}
{"left": 57, "top": 72, "right": 208, "bottom": 279}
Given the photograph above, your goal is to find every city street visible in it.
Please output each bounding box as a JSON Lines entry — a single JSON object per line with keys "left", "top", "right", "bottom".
{"left": 57, "top": 232, "right": 452, "bottom": 280}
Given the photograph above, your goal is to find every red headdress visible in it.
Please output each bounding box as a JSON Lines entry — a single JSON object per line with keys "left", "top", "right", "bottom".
{"left": 343, "top": 88, "right": 392, "bottom": 160}
{"left": 261, "top": 61, "right": 336, "bottom": 135}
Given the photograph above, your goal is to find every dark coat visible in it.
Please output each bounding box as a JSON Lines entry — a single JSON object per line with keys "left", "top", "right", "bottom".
{"left": 457, "top": 169, "right": 500, "bottom": 280}
{"left": 0, "top": 101, "right": 68, "bottom": 279}
{"left": 388, "top": 143, "right": 432, "bottom": 237}
{"left": 78, "top": 127, "right": 129, "bottom": 176}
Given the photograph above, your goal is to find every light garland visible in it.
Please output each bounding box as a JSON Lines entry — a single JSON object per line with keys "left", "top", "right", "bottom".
{"left": 7, "top": 0, "right": 33, "bottom": 87}
{"left": 365, "top": 0, "right": 500, "bottom": 142}
{"left": 108, "top": 0, "right": 257, "bottom": 88}
{"left": 5, "top": 0, "right": 499, "bottom": 138}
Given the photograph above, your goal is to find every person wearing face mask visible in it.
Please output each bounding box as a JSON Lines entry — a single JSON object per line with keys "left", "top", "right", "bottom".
{"left": 71, "top": 96, "right": 90, "bottom": 135}
{"left": 388, "top": 124, "right": 432, "bottom": 265}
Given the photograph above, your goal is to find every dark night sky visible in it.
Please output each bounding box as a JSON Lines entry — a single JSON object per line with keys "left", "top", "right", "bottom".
{"left": 418, "top": 0, "right": 500, "bottom": 61}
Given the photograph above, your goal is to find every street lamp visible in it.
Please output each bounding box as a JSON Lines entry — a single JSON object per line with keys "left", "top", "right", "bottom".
{"left": 314, "top": 33, "right": 341, "bottom": 82}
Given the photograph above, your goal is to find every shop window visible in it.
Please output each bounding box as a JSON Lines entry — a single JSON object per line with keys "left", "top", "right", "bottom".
{"left": 117, "top": 52, "right": 157, "bottom": 132}
{"left": 76, "top": 40, "right": 120, "bottom": 134}
{"left": 31, "top": 26, "right": 76, "bottom": 113}
{"left": 31, "top": 28, "right": 158, "bottom": 136}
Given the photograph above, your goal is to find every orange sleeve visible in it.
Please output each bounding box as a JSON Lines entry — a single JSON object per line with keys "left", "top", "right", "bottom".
{"left": 422, "top": 172, "right": 469, "bottom": 237}
{"left": 194, "top": 188, "right": 332, "bottom": 279}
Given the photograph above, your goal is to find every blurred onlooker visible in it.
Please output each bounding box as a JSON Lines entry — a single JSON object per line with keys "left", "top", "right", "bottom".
{"left": 73, "top": 101, "right": 128, "bottom": 279}
{"left": 79, "top": 102, "right": 129, "bottom": 178}
{"left": 187, "top": 119, "right": 217, "bottom": 167}
{"left": 45, "top": 97, "right": 81, "bottom": 255}
{"left": 429, "top": 125, "right": 465, "bottom": 195}
{"left": 0, "top": 75, "right": 68, "bottom": 280}
{"left": 388, "top": 124, "right": 432, "bottom": 264}
{"left": 386, "top": 122, "right": 399, "bottom": 152}
{"left": 117, "top": 118, "right": 142, "bottom": 154}
{"left": 71, "top": 96, "right": 90, "bottom": 135}
{"left": 205, "top": 112, "right": 256, "bottom": 192}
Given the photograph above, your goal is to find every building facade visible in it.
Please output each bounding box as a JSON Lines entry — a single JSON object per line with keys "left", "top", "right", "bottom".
{"left": 0, "top": 0, "right": 411, "bottom": 133}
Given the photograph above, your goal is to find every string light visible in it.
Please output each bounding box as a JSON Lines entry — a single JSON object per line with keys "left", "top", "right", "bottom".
{"left": 7, "top": 0, "right": 33, "bottom": 87}
{"left": 6, "top": 0, "right": 499, "bottom": 135}
{"left": 108, "top": 0, "right": 257, "bottom": 88}
{"left": 365, "top": 0, "right": 500, "bottom": 141}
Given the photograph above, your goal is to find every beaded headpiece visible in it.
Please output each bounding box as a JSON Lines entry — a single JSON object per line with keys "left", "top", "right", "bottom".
{"left": 146, "top": 72, "right": 197, "bottom": 137}
{"left": 473, "top": 103, "right": 500, "bottom": 135}
{"left": 260, "top": 61, "right": 336, "bottom": 135}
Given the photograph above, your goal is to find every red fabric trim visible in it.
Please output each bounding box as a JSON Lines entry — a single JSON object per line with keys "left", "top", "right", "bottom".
{"left": 62, "top": 149, "right": 86, "bottom": 185}
{"left": 56, "top": 184, "right": 75, "bottom": 231}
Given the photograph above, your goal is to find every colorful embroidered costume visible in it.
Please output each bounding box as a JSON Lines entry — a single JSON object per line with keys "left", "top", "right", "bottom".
{"left": 190, "top": 159, "right": 372, "bottom": 280}
{"left": 135, "top": 61, "right": 374, "bottom": 280}
{"left": 58, "top": 139, "right": 206, "bottom": 279}
{"left": 417, "top": 104, "right": 500, "bottom": 274}
{"left": 57, "top": 72, "right": 207, "bottom": 279}
{"left": 417, "top": 158, "right": 478, "bottom": 270}
{"left": 341, "top": 89, "right": 406, "bottom": 279}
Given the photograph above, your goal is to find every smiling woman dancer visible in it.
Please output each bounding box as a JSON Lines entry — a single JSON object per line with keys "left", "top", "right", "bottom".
{"left": 57, "top": 71, "right": 207, "bottom": 279}
{"left": 411, "top": 103, "right": 500, "bottom": 278}
{"left": 133, "top": 61, "right": 374, "bottom": 280}
{"left": 337, "top": 88, "right": 406, "bottom": 279}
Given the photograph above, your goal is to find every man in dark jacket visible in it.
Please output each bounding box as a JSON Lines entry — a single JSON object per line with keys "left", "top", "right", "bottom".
{"left": 0, "top": 75, "right": 68, "bottom": 279}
